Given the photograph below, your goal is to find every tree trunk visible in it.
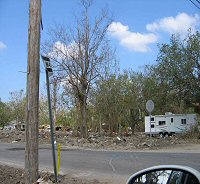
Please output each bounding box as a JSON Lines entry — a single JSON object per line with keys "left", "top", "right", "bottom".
{"left": 131, "top": 123, "right": 136, "bottom": 135}
{"left": 25, "top": 0, "right": 41, "bottom": 183}
{"left": 80, "top": 94, "right": 88, "bottom": 138}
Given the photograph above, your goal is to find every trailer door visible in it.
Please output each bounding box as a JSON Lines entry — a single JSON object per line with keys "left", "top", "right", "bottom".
{"left": 168, "top": 116, "right": 175, "bottom": 133}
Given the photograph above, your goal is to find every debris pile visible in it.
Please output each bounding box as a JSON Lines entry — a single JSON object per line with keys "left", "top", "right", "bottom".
{"left": 0, "top": 129, "right": 199, "bottom": 150}
{"left": 0, "top": 130, "right": 25, "bottom": 143}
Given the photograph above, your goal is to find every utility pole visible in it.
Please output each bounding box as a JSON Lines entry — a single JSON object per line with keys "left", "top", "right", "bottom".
{"left": 25, "top": 0, "right": 41, "bottom": 183}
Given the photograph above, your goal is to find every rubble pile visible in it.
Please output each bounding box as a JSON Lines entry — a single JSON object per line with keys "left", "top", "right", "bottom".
{"left": 0, "top": 129, "right": 199, "bottom": 150}
{"left": 0, "top": 130, "right": 25, "bottom": 143}
{"left": 62, "top": 132, "right": 186, "bottom": 150}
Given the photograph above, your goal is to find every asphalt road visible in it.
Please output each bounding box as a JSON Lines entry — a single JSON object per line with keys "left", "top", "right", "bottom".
{"left": 0, "top": 143, "right": 200, "bottom": 183}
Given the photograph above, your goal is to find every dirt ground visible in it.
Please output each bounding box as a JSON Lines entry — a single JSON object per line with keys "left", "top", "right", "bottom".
{"left": 0, "top": 164, "right": 108, "bottom": 184}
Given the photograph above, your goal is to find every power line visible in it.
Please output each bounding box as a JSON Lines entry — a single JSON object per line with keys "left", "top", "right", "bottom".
{"left": 189, "top": 0, "right": 200, "bottom": 9}
{"left": 195, "top": 0, "right": 200, "bottom": 4}
{"left": 188, "top": 0, "right": 200, "bottom": 9}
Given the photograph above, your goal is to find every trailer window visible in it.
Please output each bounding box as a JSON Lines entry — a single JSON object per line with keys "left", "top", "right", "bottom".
{"left": 181, "top": 119, "right": 186, "bottom": 124}
{"left": 151, "top": 124, "right": 154, "bottom": 128}
{"left": 159, "top": 121, "right": 166, "bottom": 125}
{"left": 171, "top": 118, "right": 173, "bottom": 123}
{"left": 150, "top": 117, "right": 154, "bottom": 121}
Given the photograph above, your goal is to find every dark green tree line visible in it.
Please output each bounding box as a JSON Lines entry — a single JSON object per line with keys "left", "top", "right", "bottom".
{"left": 152, "top": 31, "right": 200, "bottom": 113}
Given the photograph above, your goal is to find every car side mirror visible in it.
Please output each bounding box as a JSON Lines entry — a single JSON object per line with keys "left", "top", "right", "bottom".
{"left": 127, "top": 165, "right": 200, "bottom": 184}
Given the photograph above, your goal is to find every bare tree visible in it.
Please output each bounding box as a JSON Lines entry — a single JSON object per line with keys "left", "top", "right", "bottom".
{"left": 42, "top": 0, "right": 115, "bottom": 138}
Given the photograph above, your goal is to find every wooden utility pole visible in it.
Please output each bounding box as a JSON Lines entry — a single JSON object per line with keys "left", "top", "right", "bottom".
{"left": 25, "top": 0, "right": 41, "bottom": 183}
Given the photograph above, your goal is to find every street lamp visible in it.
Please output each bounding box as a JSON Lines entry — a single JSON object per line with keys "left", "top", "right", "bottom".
{"left": 41, "top": 55, "right": 53, "bottom": 73}
{"left": 41, "top": 55, "right": 57, "bottom": 182}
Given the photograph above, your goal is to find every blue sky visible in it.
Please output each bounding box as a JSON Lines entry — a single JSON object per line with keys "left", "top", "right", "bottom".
{"left": 0, "top": 0, "right": 199, "bottom": 102}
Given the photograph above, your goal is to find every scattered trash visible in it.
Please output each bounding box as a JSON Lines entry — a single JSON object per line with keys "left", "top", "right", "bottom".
{"left": 12, "top": 140, "right": 18, "bottom": 143}
{"left": 0, "top": 129, "right": 199, "bottom": 150}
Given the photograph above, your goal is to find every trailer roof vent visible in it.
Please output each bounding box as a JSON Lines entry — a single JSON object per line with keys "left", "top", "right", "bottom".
{"left": 165, "top": 112, "right": 173, "bottom": 115}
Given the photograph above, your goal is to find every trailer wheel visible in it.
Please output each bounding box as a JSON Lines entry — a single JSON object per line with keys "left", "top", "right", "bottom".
{"left": 164, "top": 132, "right": 169, "bottom": 137}
{"left": 159, "top": 133, "right": 163, "bottom": 138}
{"left": 168, "top": 133, "right": 172, "bottom": 137}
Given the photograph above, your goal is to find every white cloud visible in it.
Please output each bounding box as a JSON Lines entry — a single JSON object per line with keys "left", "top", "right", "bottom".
{"left": 60, "top": 77, "right": 70, "bottom": 86}
{"left": 108, "top": 22, "right": 158, "bottom": 52}
{"left": 146, "top": 13, "right": 200, "bottom": 36}
{"left": 49, "top": 41, "right": 68, "bottom": 59}
{"left": 0, "top": 41, "right": 7, "bottom": 50}
{"left": 49, "top": 41, "right": 83, "bottom": 60}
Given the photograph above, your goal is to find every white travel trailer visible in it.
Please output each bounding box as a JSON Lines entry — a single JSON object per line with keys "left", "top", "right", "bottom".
{"left": 145, "top": 112, "right": 197, "bottom": 137}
